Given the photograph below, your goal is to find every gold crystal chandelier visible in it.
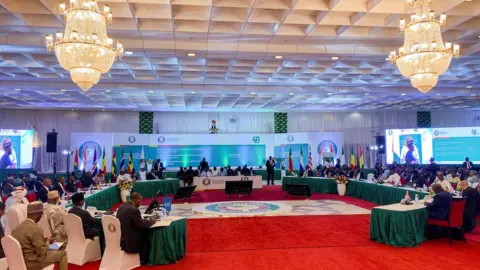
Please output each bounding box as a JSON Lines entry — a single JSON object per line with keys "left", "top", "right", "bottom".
{"left": 46, "top": 0, "right": 124, "bottom": 92}
{"left": 388, "top": 0, "right": 460, "bottom": 93}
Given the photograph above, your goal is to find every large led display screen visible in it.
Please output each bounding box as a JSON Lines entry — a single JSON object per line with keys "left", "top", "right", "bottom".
{"left": 0, "top": 129, "right": 34, "bottom": 169}
{"left": 386, "top": 127, "right": 480, "bottom": 165}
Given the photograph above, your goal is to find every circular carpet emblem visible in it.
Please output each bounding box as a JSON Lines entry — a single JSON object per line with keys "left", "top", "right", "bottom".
{"left": 192, "top": 201, "right": 292, "bottom": 217}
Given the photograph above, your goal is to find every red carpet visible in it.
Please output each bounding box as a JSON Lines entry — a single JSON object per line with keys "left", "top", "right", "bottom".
{"left": 67, "top": 214, "right": 480, "bottom": 270}
{"left": 111, "top": 185, "right": 378, "bottom": 211}
{"left": 466, "top": 225, "right": 480, "bottom": 243}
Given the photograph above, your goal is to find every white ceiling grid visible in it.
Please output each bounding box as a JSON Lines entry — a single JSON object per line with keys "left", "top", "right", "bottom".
{"left": 0, "top": 0, "right": 478, "bottom": 111}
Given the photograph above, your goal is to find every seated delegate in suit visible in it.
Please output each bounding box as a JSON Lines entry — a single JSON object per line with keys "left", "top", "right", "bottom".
{"left": 68, "top": 193, "right": 101, "bottom": 239}
{"left": 425, "top": 183, "right": 453, "bottom": 221}
{"left": 21, "top": 174, "right": 34, "bottom": 191}
{"left": 184, "top": 166, "right": 195, "bottom": 186}
{"left": 250, "top": 167, "right": 256, "bottom": 176}
{"left": 226, "top": 166, "right": 235, "bottom": 176}
{"left": 458, "top": 181, "right": 479, "bottom": 232}
{"left": 82, "top": 171, "right": 94, "bottom": 188}
{"left": 12, "top": 202, "right": 68, "bottom": 270}
{"left": 240, "top": 165, "right": 250, "bottom": 176}
{"left": 176, "top": 167, "right": 186, "bottom": 181}
{"left": 2, "top": 174, "right": 15, "bottom": 196}
{"left": 36, "top": 178, "right": 53, "bottom": 203}
{"left": 54, "top": 176, "right": 67, "bottom": 198}
{"left": 116, "top": 192, "right": 155, "bottom": 264}
{"left": 66, "top": 176, "right": 78, "bottom": 193}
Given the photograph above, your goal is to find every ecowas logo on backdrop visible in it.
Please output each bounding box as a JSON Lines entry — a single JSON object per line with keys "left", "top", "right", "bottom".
{"left": 78, "top": 141, "right": 102, "bottom": 163}
{"left": 287, "top": 135, "right": 294, "bottom": 142}
{"left": 128, "top": 136, "right": 136, "bottom": 143}
{"left": 317, "top": 140, "right": 338, "bottom": 156}
{"left": 157, "top": 136, "right": 166, "bottom": 143}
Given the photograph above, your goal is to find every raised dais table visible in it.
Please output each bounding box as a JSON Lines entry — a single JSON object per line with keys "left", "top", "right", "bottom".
{"left": 370, "top": 203, "right": 428, "bottom": 247}
{"left": 193, "top": 175, "right": 263, "bottom": 190}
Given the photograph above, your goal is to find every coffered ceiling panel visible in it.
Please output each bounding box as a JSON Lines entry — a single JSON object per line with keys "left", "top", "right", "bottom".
{"left": 0, "top": 0, "right": 478, "bottom": 111}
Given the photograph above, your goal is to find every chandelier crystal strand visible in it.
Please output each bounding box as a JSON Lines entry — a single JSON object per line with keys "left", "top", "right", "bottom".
{"left": 388, "top": 0, "right": 459, "bottom": 93}
{"left": 46, "top": 0, "right": 123, "bottom": 92}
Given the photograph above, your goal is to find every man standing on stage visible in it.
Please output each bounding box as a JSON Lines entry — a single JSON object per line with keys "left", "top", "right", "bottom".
{"left": 199, "top": 157, "right": 209, "bottom": 171}
{"left": 265, "top": 156, "right": 276, "bottom": 185}
{"left": 153, "top": 159, "right": 165, "bottom": 179}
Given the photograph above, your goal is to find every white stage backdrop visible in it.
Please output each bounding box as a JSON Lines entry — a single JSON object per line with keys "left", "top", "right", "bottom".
{"left": 70, "top": 132, "right": 343, "bottom": 172}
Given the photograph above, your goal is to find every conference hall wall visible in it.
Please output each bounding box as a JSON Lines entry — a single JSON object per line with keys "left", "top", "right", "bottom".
{"left": 70, "top": 132, "right": 343, "bottom": 172}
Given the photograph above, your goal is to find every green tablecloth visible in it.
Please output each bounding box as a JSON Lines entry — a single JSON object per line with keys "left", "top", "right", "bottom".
{"left": 282, "top": 177, "right": 429, "bottom": 206}
{"left": 346, "top": 180, "right": 428, "bottom": 205}
{"left": 370, "top": 205, "right": 428, "bottom": 247}
{"left": 132, "top": 179, "right": 180, "bottom": 198}
{"left": 85, "top": 185, "right": 121, "bottom": 210}
{"left": 148, "top": 218, "right": 187, "bottom": 265}
{"left": 282, "top": 177, "right": 337, "bottom": 194}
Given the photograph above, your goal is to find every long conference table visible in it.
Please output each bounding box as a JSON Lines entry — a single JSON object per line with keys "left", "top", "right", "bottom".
{"left": 80, "top": 179, "right": 185, "bottom": 265}
{"left": 282, "top": 177, "right": 431, "bottom": 247}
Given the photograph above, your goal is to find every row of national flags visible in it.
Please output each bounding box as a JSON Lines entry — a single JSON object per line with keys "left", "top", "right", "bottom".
{"left": 284, "top": 144, "right": 365, "bottom": 174}
{"left": 73, "top": 146, "right": 139, "bottom": 175}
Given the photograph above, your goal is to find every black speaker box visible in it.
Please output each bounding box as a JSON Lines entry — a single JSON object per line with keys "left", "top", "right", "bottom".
{"left": 46, "top": 132, "right": 57, "bottom": 153}
{"left": 376, "top": 135, "right": 386, "bottom": 154}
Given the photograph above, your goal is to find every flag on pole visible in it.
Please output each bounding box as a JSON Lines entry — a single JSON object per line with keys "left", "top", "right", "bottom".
{"left": 112, "top": 149, "right": 117, "bottom": 175}
{"left": 299, "top": 146, "right": 305, "bottom": 175}
{"left": 73, "top": 148, "right": 79, "bottom": 172}
{"left": 340, "top": 146, "right": 345, "bottom": 165}
{"left": 330, "top": 144, "right": 334, "bottom": 153}
{"left": 82, "top": 147, "right": 87, "bottom": 170}
{"left": 101, "top": 146, "right": 106, "bottom": 174}
{"left": 140, "top": 146, "right": 145, "bottom": 160}
{"left": 128, "top": 150, "right": 133, "bottom": 173}
{"left": 308, "top": 145, "right": 313, "bottom": 170}
{"left": 119, "top": 147, "right": 125, "bottom": 170}
{"left": 350, "top": 147, "right": 355, "bottom": 169}
{"left": 92, "top": 148, "right": 98, "bottom": 176}
{"left": 288, "top": 147, "right": 293, "bottom": 174}
{"left": 359, "top": 145, "right": 364, "bottom": 169}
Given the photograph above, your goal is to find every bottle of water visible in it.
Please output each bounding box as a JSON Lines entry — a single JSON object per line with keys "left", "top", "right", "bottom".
{"left": 414, "top": 194, "right": 419, "bottom": 204}
{"left": 90, "top": 184, "right": 93, "bottom": 194}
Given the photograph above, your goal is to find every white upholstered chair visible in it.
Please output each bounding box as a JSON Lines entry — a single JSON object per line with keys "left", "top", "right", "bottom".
{"left": 0, "top": 258, "right": 8, "bottom": 270}
{"left": 63, "top": 214, "right": 101, "bottom": 266}
{"left": 5, "top": 204, "right": 28, "bottom": 235}
{"left": 100, "top": 215, "right": 140, "bottom": 270}
{"left": 1, "top": 235, "right": 54, "bottom": 270}
{"left": 38, "top": 215, "right": 52, "bottom": 239}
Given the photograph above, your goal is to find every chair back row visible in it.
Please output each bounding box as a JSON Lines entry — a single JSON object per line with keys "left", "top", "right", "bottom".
{"left": 449, "top": 198, "right": 466, "bottom": 227}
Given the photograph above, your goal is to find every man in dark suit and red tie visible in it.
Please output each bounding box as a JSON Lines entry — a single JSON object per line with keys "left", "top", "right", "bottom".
{"left": 425, "top": 183, "right": 452, "bottom": 221}
{"left": 463, "top": 157, "right": 474, "bottom": 170}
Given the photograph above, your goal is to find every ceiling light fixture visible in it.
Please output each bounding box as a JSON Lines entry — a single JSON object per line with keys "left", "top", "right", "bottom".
{"left": 14, "top": 88, "right": 21, "bottom": 91}
{"left": 187, "top": 53, "right": 196, "bottom": 57}
{"left": 102, "top": 109, "right": 105, "bottom": 111}
{"left": 331, "top": 56, "right": 339, "bottom": 60}
{"left": 289, "top": 92, "right": 294, "bottom": 95}
{"left": 250, "top": 92, "right": 256, "bottom": 95}
{"left": 124, "top": 51, "right": 133, "bottom": 55}
{"left": 148, "top": 90, "right": 154, "bottom": 93}
{"left": 466, "top": 86, "right": 473, "bottom": 89}
{"left": 436, "top": 93, "right": 441, "bottom": 96}
{"left": 471, "top": 93, "right": 476, "bottom": 97}
{"left": 401, "top": 93, "right": 406, "bottom": 96}
{"left": 105, "top": 89, "right": 111, "bottom": 92}
{"left": 327, "top": 92, "right": 332, "bottom": 95}
{"left": 190, "top": 91, "right": 196, "bottom": 94}
{"left": 365, "top": 93, "right": 370, "bottom": 95}
{"left": 388, "top": 0, "right": 459, "bottom": 94}
{"left": 275, "top": 56, "right": 283, "bottom": 59}
{"left": 46, "top": 1, "right": 123, "bottom": 92}
{"left": 60, "top": 89, "right": 67, "bottom": 92}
